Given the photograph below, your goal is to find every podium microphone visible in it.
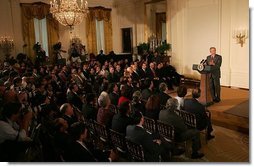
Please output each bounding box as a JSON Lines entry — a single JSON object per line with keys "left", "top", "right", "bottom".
{"left": 200, "top": 59, "right": 204, "bottom": 64}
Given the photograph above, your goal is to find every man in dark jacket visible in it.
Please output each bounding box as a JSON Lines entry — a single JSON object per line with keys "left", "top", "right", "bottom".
{"left": 159, "top": 98, "right": 204, "bottom": 159}
{"left": 126, "top": 112, "right": 172, "bottom": 161}
{"left": 183, "top": 88, "right": 215, "bottom": 140}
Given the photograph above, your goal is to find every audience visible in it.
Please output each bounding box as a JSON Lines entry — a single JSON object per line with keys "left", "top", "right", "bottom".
{"left": 0, "top": 50, "right": 202, "bottom": 162}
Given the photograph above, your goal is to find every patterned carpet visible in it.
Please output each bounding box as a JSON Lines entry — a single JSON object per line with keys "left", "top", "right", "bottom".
{"left": 172, "top": 125, "right": 249, "bottom": 162}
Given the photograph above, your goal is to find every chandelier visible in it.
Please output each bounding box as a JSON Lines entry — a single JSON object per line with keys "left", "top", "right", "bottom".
{"left": 0, "top": 36, "right": 14, "bottom": 58}
{"left": 50, "top": 0, "right": 89, "bottom": 29}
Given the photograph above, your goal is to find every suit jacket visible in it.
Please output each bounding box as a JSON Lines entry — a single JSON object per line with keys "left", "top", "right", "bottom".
{"left": 131, "top": 71, "right": 140, "bottom": 82}
{"left": 126, "top": 125, "right": 161, "bottom": 161}
{"left": 67, "top": 141, "right": 100, "bottom": 162}
{"left": 67, "top": 91, "right": 83, "bottom": 111}
{"left": 183, "top": 98, "right": 208, "bottom": 130}
{"left": 159, "top": 109, "right": 188, "bottom": 141}
{"left": 206, "top": 54, "right": 222, "bottom": 78}
{"left": 111, "top": 113, "right": 134, "bottom": 134}
{"left": 82, "top": 103, "right": 97, "bottom": 120}
{"left": 158, "top": 92, "right": 171, "bottom": 107}
{"left": 138, "top": 68, "right": 148, "bottom": 79}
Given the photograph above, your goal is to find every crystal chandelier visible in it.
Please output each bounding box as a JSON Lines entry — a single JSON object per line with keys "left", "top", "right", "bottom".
{"left": 0, "top": 36, "right": 14, "bottom": 58}
{"left": 50, "top": 0, "right": 89, "bottom": 29}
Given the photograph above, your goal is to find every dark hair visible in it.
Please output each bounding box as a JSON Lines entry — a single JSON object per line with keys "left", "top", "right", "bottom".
{"left": 177, "top": 86, "right": 187, "bottom": 97}
{"left": 119, "top": 101, "right": 130, "bottom": 115}
{"left": 159, "top": 82, "right": 167, "bottom": 92}
{"left": 69, "top": 122, "right": 87, "bottom": 140}
{"left": 192, "top": 88, "right": 201, "bottom": 98}
{"left": 86, "top": 93, "right": 95, "bottom": 104}
{"left": 144, "top": 79, "right": 151, "bottom": 89}
{"left": 132, "top": 111, "right": 143, "bottom": 125}
{"left": 2, "top": 102, "right": 22, "bottom": 118}
{"left": 108, "top": 83, "right": 117, "bottom": 93}
{"left": 145, "top": 95, "right": 160, "bottom": 111}
{"left": 13, "top": 77, "right": 22, "bottom": 86}
{"left": 69, "top": 82, "right": 77, "bottom": 90}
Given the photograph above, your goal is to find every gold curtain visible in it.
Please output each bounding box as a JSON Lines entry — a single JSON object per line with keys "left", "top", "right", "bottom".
{"left": 86, "top": 7, "right": 112, "bottom": 55}
{"left": 20, "top": 2, "right": 59, "bottom": 62}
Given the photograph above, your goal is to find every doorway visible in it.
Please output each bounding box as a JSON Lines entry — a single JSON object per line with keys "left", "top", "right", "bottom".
{"left": 121, "top": 28, "right": 132, "bottom": 53}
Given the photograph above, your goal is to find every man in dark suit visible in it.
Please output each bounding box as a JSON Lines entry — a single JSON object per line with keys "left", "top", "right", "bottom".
{"left": 108, "top": 83, "right": 119, "bottom": 106}
{"left": 60, "top": 103, "right": 78, "bottom": 129}
{"left": 158, "top": 82, "right": 171, "bottom": 107}
{"left": 67, "top": 122, "right": 117, "bottom": 162}
{"left": 183, "top": 88, "right": 214, "bottom": 140}
{"left": 138, "top": 62, "right": 148, "bottom": 80}
{"left": 206, "top": 47, "right": 222, "bottom": 102}
{"left": 159, "top": 98, "right": 204, "bottom": 159}
{"left": 66, "top": 83, "right": 83, "bottom": 111}
{"left": 126, "top": 112, "right": 172, "bottom": 161}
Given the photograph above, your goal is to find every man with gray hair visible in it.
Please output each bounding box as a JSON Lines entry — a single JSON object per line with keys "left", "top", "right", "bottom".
{"left": 159, "top": 98, "right": 204, "bottom": 159}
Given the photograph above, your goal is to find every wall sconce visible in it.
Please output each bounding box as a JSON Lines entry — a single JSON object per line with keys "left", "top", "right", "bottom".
{"left": 0, "top": 36, "right": 14, "bottom": 58}
{"left": 232, "top": 29, "right": 248, "bottom": 47}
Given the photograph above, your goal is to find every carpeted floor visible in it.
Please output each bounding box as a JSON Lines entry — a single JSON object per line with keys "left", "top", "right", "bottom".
{"left": 224, "top": 100, "right": 249, "bottom": 118}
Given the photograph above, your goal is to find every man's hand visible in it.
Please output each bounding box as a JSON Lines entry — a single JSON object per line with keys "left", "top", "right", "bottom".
{"left": 153, "top": 139, "right": 162, "bottom": 145}
{"left": 109, "top": 149, "right": 118, "bottom": 161}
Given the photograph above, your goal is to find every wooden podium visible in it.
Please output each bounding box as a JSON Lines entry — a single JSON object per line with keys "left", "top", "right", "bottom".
{"left": 192, "top": 64, "right": 214, "bottom": 106}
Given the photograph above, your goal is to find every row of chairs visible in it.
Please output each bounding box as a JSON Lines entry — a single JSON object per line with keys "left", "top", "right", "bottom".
{"left": 84, "top": 119, "right": 175, "bottom": 161}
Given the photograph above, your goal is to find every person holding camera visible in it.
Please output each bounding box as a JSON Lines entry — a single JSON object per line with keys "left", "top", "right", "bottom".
{"left": 0, "top": 102, "right": 33, "bottom": 161}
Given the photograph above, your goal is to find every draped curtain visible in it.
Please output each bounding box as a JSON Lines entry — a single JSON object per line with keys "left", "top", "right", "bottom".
{"left": 86, "top": 7, "right": 112, "bottom": 55}
{"left": 20, "top": 2, "right": 59, "bottom": 62}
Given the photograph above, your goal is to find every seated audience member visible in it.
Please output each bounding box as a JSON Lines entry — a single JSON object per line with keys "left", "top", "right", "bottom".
{"left": 107, "top": 66, "right": 119, "bottom": 83}
{"left": 67, "top": 122, "right": 117, "bottom": 162}
{"left": 175, "top": 86, "right": 187, "bottom": 110}
{"left": 53, "top": 117, "right": 72, "bottom": 160}
{"left": 158, "top": 82, "right": 172, "bottom": 108}
{"left": 118, "top": 85, "right": 131, "bottom": 106}
{"left": 145, "top": 95, "right": 161, "bottom": 120}
{"left": 141, "top": 79, "right": 154, "bottom": 102}
{"left": 108, "top": 83, "right": 119, "bottom": 106}
{"left": 183, "top": 88, "right": 215, "bottom": 140}
{"left": 131, "top": 91, "right": 146, "bottom": 116}
{"left": 66, "top": 82, "right": 83, "bottom": 111}
{"left": 97, "top": 91, "right": 115, "bottom": 128}
{"left": 0, "top": 102, "right": 33, "bottom": 161}
{"left": 126, "top": 112, "right": 172, "bottom": 162}
{"left": 82, "top": 93, "right": 97, "bottom": 121}
{"left": 159, "top": 98, "right": 204, "bottom": 159}
{"left": 60, "top": 103, "right": 78, "bottom": 129}
{"left": 111, "top": 101, "right": 134, "bottom": 134}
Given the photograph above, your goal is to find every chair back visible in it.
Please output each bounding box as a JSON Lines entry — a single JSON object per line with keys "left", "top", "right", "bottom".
{"left": 157, "top": 120, "right": 175, "bottom": 142}
{"left": 125, "top": 138, "right": 145, "bottom": 162}
{"left": 179, "top": 110, "right": 197, "bottom": 128}
{"left": 109, "top": 129, "right": 126, "bottom": 153}
{"left": 143, "top": 116, "right": 156, "bottom": 134}
{"left": 93, "top": 121, "right": 110, "bottom": 143}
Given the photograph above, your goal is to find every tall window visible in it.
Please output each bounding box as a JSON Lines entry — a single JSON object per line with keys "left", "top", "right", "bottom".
{"left": 34, "top": 18, "right": 49, "bottom": 57}
{"left": 95, "top": 19, "right": 105, "bottom": 54}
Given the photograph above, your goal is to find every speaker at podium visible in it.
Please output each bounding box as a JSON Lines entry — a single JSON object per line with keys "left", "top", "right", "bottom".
{"left": 193, "top": 63, "right": 215, "bottom": 106}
